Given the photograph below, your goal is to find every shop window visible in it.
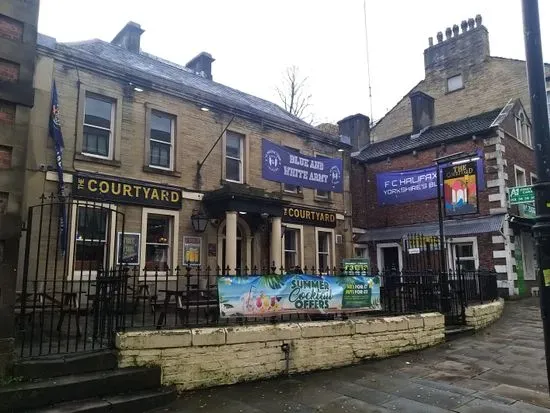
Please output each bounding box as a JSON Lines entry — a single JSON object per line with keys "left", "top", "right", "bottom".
{"left": 316, "top": 230, "right": 332, "bottom": 270}
{"left": 75, "top": 206, "right": 108, "bottom": 271}
{"left": 315, "top": 154, "right": 330, "bottom": 199}
{"left": 225, "top": 131, "right": 244, "bottom": 183}
{"left": 83, "top": 94, "right": 114, "bottom": 159}
{"left": 145, "top": 214, "right": 173, "bottom": 270}
{"left": 283, "top": 228, "right": 301, "bottom": 270}
{"left": 149, "top": 110, "right": 174, "bottom": 170}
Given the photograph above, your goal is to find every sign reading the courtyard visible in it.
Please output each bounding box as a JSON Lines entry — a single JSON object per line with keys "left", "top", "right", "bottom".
{"left": 262, "top": 139, "right": 343, "bottom": 193}
{"left": 282, "top": 206, "right": 337, "bottom": 228}
{"left": 73, "top": 173, "right": 182, "bottom": 209}
{"left": 217, "top": 274, "right": 381, "bottom": 317}
{"left": 443, "top": 161, "right": 479, "bottom": 216}
{"left": 376, "top": 154, "right": 485, "bottom": 206}
{"left": 508, "top": 185, "right": 535, "bottom": 205}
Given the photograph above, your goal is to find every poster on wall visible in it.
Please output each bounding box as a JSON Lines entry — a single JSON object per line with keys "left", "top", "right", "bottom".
{"left": 443, "top": 161, "right": 479, "bottom": 216}
{"left": 117, "top": 232, "right": 140, "bottom": 265}
{"left": 376, "top": 152, "right": 485, "bottom": 206}
{"left": 342, "top": 258, "right": 370, "bottom": 275}
{"left": 183, "top": 236, "right": 201, "bottom": 266}
{"left": 217, "top": 274, "right": 381, "bottom": 317}
{"left": 262, "top": 139, "right": 343, "bottom": 193}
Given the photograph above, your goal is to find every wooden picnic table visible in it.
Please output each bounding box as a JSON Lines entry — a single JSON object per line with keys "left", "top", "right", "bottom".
{"left": 156, "top": 288, "right": 218, "bottom": 328}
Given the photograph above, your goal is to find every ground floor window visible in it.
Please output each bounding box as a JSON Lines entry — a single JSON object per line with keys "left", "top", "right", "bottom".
{"left": 145, "top": 214, "right": 172, "bottom": 270}
{"left": 449, "top": 237, "right": 478, "bottom": 272}
{"left": 316, "top": 230, "right": 333, "bottom": 271}
{"left": 75, "top": 206, "right": 108, "bottom": 271}
{"left": 354, "top": 246, "right": 367, "bottom": 259}
{"left": 283, "top": 227, "right": 301, "bottom": 270}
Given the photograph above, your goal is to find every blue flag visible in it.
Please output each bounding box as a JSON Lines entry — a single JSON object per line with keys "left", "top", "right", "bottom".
{"left": 49, "top": 81, "right": 67, "bottom": 254}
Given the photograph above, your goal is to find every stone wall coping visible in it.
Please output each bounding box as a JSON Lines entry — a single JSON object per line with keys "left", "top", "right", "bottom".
{"left": 116, "top": 313, "right": 445, "bottom": 349}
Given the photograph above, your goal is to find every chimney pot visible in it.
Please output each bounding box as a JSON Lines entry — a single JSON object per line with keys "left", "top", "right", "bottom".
{"left": 337, "top": 113, "right": 370, "bottom": 152}
{"left": 428, "top": 37, "right": 433, "bottom": 47}
{"left": 185, "top": 52, "right": 215, "bottom": 80}
{"left": 452, "top": 24, "right": 459, "bottom": 37}
{"left": 461, "top": 20, "right": 468, "bottom": 33}
{"left": 475, "top": 14, "right": 482, "bottom": 27}
{"left": 111, "top": 21, "right": 144, "bottom": 53}
{"left": 409, "top": 91, "right": 435, "bottom": 135}
{"left": 436, "top": 31, "right": 443, "bottom": 43}
{"left": 445, "top": 27, "right": 452, "bottom": 40}
{"left": 468, "top": 17, "right": 475, "bottom": 29}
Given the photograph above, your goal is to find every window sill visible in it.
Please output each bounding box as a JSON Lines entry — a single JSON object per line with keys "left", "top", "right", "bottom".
{"left": 314, "top": 197, "right": 333, "bottom": 205}
{"left": 143, "top": 165, "right": 181, "bottom": 177}
{"left": 282, "top": 191, "right": 304, "bottom": 200}
{"left": 75, "top": 153, "right": 121, "bottom": 167}
{"left": 445, "top": 86, "right": 465, "bottom": 95}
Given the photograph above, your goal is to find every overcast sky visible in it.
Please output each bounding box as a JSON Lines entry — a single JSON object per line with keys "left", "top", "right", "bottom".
{"left": 38, "top": 0, "right": 550, "bottom": 125}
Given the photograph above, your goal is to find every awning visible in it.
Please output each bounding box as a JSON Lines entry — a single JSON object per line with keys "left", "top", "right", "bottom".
{"left": 357, "top": 214, "right": 506, "bottom": 243}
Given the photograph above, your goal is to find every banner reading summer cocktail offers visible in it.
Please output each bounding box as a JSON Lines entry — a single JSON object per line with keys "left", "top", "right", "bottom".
{"left": 217, "top": 274, "right": 381, "bottom": 317}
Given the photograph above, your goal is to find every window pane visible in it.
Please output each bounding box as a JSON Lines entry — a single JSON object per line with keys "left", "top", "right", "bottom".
{"left": 150, "top": 141, "right": 170, "bottom": 168}
{"left": 285, "top": 251, "right": 297, "bottom": 269}
{"left": 226, "top": 158, "right": 241, "bottom": 181}
{"left": 318, "top": 232, "right": 328, "bottom": 253}
{"left": 226, "top": 133, "right": 242, "bottom": 158}
{"left": 284, "top": 183, "right": 299, "bottom": 192}
{"left": 75, "top": 242, "right": 105, "bottom": 271}
{"left": 146, "top": 215, "right": 170, "bottom": 243}
{"left": 85, "top": 96, "right": 112, "bottom": 129}
{"left": 146, "top": 244, "right": 169, "bottom": 270}
{"left": 285, "top": 230, "right": 297, "bottom": 251}
{"left": 459, "top": 260, "right": 476, "bottom": 272}
{"left": 447, "top": 75, "right": 463, "bottom": 92}
{"left": 455, "top": 244, "right": 473, "bottom": 258}
{"left": 77, "top": 207, "right": 107, "bottom": 241}
{"left": 150, "top": 112, "right": 172, "bottom": 143}
{"left": 318, "top": 253, "right": 328, "bottom": 270}
{"left": 83, "top": 125, "right": 110, "bottom": 156}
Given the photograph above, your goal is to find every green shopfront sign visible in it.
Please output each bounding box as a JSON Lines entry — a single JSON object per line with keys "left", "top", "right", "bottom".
{"left": 509, "top": 186, "right": 534, "bottom": 205}
{"left": 519, "top": 203, "right": 536, "bottom": 219}
{"left": 342, "top": 258, "right": 370, "bottom": 275}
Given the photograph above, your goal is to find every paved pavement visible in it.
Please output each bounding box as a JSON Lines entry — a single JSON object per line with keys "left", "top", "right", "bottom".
{"left": 155, "top": 298, "right": 549, "bottom": 413}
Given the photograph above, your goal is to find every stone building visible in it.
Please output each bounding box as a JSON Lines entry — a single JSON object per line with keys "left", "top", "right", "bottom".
{"left": 22, "top": 21, "right": 352, "bottom": 287}
{"left": 0, "top": 0, "right": 39, "bottom": 376}
{"left": 349, "top": 15, "right": 545, "bottom": 297}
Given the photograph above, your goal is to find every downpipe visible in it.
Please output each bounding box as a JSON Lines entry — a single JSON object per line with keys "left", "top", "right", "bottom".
{"left": 281, "top": 343, "right": 290, "bottom": 376}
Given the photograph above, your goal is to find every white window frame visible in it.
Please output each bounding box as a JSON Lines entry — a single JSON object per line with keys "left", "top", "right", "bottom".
{"left": 514, "top": 165, "right": 527, "bottom": 187}
{"left": 67, "top": 201, "right": 117, "bottom": 280}
{"left": 315, "top": 228, "right": 335, "bottom": 272}
{"left": 353, "top": 244, "right": 368, "bottom": 259}
{"left": 282, "top": 224, "right": 304, "bottom": 270}
{"left": 82, "top": 93, "right": 115, "bottom": 160}
{"left": 447, "top": 74, "right": 463, "bottom": 92}
{"left": 140, "top": 207, "right": 179, "bottom": 276}
{"left": 314, "top": 152, "right": 331, "bottom": 199}
{"left": 149, "top": 110, "right": 175, "bottom": 171}
{"left": 531, "top": 172, "right": 538, "bottom": 185}
{"left": 225, "top": 131, "right": 245, "bottom": 183}
{"left": 515, "top": 110, "right": 532, "bottom": 147}
{"left": 447, "top": 236, "right": 479, "bottom": 272}
{"left": 376, "top": 242, "right": 403, "bottom": 272}
{"left": 283, "top": 146, "right": 302, "bottom": 194}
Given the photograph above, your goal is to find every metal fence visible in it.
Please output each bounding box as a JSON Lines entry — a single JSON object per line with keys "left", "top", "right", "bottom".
{"left": 16, "top": 265, "right": 498, "bottom": 357}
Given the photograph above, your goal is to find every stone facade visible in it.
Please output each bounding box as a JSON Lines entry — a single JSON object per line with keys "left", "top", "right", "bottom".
{"left": 117, "top": 313, "right": 445, "bottom": 390}
{"left": 465, "top": 298, "right": 504, "bottom": 330}
{"left": 0, "top": 0, "right": 39, "bottom": 378}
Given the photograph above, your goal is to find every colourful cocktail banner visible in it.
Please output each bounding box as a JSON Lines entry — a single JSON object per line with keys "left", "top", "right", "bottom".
{"left": 217, "top": 274, "right": 381, "bottom": 317}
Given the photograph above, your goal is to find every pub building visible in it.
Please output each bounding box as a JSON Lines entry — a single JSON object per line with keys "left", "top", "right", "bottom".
{"left": 19, "top": 21, "right": 355, "bottom": 288}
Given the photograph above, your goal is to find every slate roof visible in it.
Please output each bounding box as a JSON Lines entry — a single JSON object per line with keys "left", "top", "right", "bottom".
{"left": 357, "top": 214, "right": 506, "bottom": 242}
{"left": 37, "top": 34, "right": 344, "bottom": 146}
{"left": 353, "top": 108, "right": 503, "bottom": 163}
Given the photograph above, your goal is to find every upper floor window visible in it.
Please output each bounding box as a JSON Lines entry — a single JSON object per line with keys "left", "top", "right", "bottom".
{"left": 515, "top": 111, "right": 532, "bottom": 147}
{"left": 149, "top": 110, "right": 175, "bottom": 170}
{"left": 283, "top": 146, "right": 302, "bottom": 194}
{"left": 315, "top": 154, "right": 330, "bottom": 199}
{"left": 83, "top": 94, "right": 114, "bottom": 159}
{"left": 225, "top": 131, "right": 244, "bottom": 183}
{"left": 447, "top": 74, "right": 463, "bottom": 92}
{"left": 515, "top": 165, "right": 527, "bottom": 187}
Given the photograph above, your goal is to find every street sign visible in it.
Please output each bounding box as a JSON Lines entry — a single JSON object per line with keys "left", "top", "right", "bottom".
{"left": 509, "top": 185, "right": 535, "bottom": 205}
{"left": 519, "top": 203, "right": 536, "bottom": 218}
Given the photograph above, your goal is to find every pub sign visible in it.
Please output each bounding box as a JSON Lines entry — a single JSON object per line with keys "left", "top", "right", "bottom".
{"left": 282, "top": 206, "right": 336, "bottom": 228}
{"left": 443, "top": 161, "right": 479, "bottom": 216}
{"left": 73, "top": 173, "right": 182, "bottom": 210}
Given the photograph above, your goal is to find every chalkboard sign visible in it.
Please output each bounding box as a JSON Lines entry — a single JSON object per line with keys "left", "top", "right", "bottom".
{"left": 117, "top": 232, "right": 140, "bottom": 265}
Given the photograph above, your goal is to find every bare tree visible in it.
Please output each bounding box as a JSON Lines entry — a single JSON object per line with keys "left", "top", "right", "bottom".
{"left": 276, "top": 65, "right": 312, "bottom": 121}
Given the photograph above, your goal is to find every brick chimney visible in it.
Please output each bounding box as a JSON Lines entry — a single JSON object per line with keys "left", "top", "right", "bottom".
{"left": 424, "top": 14, "right": 489, "bottom": 75}
{"left": 337, "top": 113, "right": 370, "bottom": 151}
{"left": 186, "top": 52, "right": 215, "bottom": 80}
{"left": 111, "top": 21, "right": 144, "bottom": 53}
{"left": 409, "top": 91, "right": 434, "bottom": 134}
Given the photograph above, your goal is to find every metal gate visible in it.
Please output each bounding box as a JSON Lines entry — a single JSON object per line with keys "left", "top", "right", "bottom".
{"left": 16, "top": 195, "right": 126, "bottom": 358}
{"left": 403, "top": 233, "right": 466, "bottom": 325}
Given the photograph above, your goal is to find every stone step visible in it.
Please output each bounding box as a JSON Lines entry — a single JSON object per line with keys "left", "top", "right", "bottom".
{"left": 13, "top": 350, "right": 117, "bottom": 380}
{"left": 29, "top": 386, "right": 177, "bottom": 413}
{"left": 0, "top": 366, "right": 161, "bottom": 412}
{"left": 445, "top": 325, "right": 475, "bottom": 341}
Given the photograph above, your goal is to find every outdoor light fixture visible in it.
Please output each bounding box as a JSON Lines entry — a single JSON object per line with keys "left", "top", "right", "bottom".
{"left": 338, "top": 148, "right": 345, "bottom": 152}
{"left": 133, "top": 87, "right": 144, "bottom": 92}
{"left": 190, "top": 209, "right": 208, "bottom": 233}
{"left": 239, "top": 211, "right": 247, "bottom": 215}
{"left": 451, "top": 156, "right": 480, "bottom": 166}
{"left": 260, "top": 212, "right": 269, "bottom": 219}
{"left": 200, "top": 106, "right": 210, "bottom": 112}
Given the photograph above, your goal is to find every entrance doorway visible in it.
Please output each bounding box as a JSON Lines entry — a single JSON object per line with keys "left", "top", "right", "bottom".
{"left": 377, "top": 243, "right": 402, "bottom": 272}
{"left": 221, "top": 231, "right": 243, "bottom": 270}
{"left": 217, "top": 217, "right": 252, "bottom": 272}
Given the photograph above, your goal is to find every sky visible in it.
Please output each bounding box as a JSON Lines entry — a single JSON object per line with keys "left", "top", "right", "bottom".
{"left": 38, "top": 0, "right": 550, "bottom": 125}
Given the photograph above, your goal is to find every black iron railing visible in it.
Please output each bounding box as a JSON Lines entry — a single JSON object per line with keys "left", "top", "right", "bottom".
{"left": 16, "top": 266, "right": 498, "bottom": 357}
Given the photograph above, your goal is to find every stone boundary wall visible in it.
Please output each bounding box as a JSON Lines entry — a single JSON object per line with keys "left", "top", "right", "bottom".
{"left": 465, "top": 298, "right": 504, "bottom": 330}
{"left": 116, "top": 313, "right": 445, "bottom": 391}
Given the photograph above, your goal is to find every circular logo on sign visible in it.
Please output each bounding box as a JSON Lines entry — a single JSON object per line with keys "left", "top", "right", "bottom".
{"left": 329, "top": 166, "right": 341, "bottom": 186}
{"left": 265, "top": 149, "right": 282, "bottom": 172}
